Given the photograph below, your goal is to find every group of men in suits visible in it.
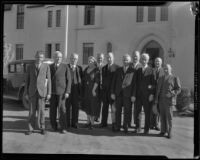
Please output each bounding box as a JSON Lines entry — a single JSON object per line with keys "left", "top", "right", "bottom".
{"left": 24, "top": 50, "right": 167, "bottom": 135}
{"left": 25, "top": 51, "right": 83, "bottom": 135}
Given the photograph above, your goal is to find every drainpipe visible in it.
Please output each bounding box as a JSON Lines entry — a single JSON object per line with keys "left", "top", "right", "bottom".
{"left": 64, "top": 5, "right": 69, "bottom": 61}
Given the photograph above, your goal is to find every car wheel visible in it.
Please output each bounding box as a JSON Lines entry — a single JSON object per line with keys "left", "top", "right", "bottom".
{"left": 22, "top": 90, "right": 29, "bottom": 110}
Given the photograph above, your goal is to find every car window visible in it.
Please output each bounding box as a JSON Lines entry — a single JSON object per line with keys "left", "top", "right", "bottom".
{"left": 9, "top": 64, "right": 15, "bottom": 73}
{"left": 16, "top": 63, "right": 23, "bottom": 73}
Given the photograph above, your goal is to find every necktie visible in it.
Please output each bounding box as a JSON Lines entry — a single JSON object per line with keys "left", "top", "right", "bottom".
{"left": 124, "top": 66, "right": 127, "bottom": 73}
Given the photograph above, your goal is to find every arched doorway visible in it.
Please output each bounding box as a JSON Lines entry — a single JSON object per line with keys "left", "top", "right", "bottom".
{"left": 141, "top": 40, "right": 164, "bottom": 68}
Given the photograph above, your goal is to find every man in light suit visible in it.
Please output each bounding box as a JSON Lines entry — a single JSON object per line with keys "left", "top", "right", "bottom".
{"left": 99, "top": 52, "right": 120, "bottom": 131}
{"left": 25, "top": 51, "right": 51, "bottom": 135}
{"left": 111, "top": 54, "right": 137, "bottom": 133}
{"left": 129, "top": 51, "right": 142, "bottom": 128}
{"left": 150, "top": 57, "right": 164, "bottom": 131}
{"left": 49, "top": 51, "right": 71, "bottom": 134}
{"left": 135, "top": 53, "right": 156, "bottom": 134}
{"left": 66, "top": 53, "right": 83, "bottom": 129}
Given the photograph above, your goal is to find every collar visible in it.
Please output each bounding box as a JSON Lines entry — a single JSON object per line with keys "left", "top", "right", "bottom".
{"left": 142, "top": 65, "right": 148, "bottom": 69}
{"left": 133, "top": 62, "right": 139, "bottom": 68}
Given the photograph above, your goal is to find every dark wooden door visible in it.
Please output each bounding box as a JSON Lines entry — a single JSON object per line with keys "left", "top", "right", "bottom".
{"left": 145, "top": 48, "right": 159, "bottom": 68}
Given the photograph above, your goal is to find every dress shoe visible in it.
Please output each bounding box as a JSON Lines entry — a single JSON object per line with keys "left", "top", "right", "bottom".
{"left": 94, "top": 118, "right": 99, "bottom": 122}
{"left": 99, "top": 123, "right": 107, "bottom": 128}
{"left": 123, "top": 125, "right": 128, "bottom": 133}
{"left": 72, "top": 125, "right": 78, "bottom": 129}
{"left": 88, "top": 124, "right": 93, "bottom": 130}
{"left": 61, "top": 129, "right": 67, "bottom": 134}
{"left": 25, "top": 130, "right": 33, "bottom": 135}
{"left": 155, "top": 126, "right": 160, "bottom": 131}
{"left": 112, "top": 123, "right": 116, "bottom": 131}
{"left": 41, "top": 129, "right": 47, "bottom": 135}
{"left": 114, "top": 127, "right": 120, "bottom": 132}
{"left": 135, "top": 128, "right": 142, "bottom": 133}
{"left": 167, "top": 131, "right": 172, "bottom": 139}
{"left": 144, "top": 130, "right": 149, "bottom": 134}
{"left": 159, "top": 132, "right": 165, "bottom": 136}
{"left": 84, "top": 123, "right": 91, "bottom": 128}
{"left": 150, "top": 126, "right": 154, "bottom": 130}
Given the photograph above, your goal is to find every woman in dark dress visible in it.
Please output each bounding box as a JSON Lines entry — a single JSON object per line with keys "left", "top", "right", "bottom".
{"left": 82, "top": 56, "right": 100, "bottom": 129}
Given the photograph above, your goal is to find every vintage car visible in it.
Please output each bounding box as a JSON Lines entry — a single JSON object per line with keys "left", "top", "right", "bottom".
{"left": 3, "top": 59, "right": 54, "bottom": 109}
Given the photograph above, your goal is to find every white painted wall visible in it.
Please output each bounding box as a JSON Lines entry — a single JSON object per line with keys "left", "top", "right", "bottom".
{"left": 170, "top": 2, "right": 195, "bottom": 88}
{"left": 4, "top": 3, "right": 195, "bottom": 88}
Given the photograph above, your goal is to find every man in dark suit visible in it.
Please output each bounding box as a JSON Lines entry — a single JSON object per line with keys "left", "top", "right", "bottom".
{"left": 111, "top": 54, "right": 137, "bottom": 133}
{"left": 129, "top": 51, "right": 142, "bottom": 128}
{"left": 99, "top": 52, "right": 119, "bottom": 131}
{"left": 135, "top": 53, "right": 156, "bottom": 134}
{"left": 49, "top": 51, "right": 71, "bottom": 134}
{"left": 24, "top": 51, "right": 51, "bottom": 135}
{"left": 66, "top": 53, "right": 83, "bottom": 129}
{"left": 150, "top": 57, "right": 164, "bottom": 131}
{"left": 95, "top": 53, "right": 105, "bottom": 122}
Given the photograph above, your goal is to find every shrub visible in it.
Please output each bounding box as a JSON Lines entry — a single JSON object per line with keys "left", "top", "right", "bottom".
{"left": 176, "top": 87, "right": 192, "bottom": 112}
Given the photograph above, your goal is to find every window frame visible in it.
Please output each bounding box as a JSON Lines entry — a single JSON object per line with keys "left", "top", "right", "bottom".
{"left": 136, "top": 6, "right": 144, "bottom": 22}
{"left": 47, "top": 10, "right": 53, "bottom": 28}
{"left": 160, "top": 6, "right": 168, "bottom": 21}
{"left": 56, "top": 10, "right": 61, "bottom": 27}
{"left": 16, "top": 4, "right": 24, "bottom": 29}
{"left": 148, "top": 6, "right": 156, "bottom": 22}
{"left": 16, "top": 44, "right": 23, "bottom": 60}
{"left": 83, "top": 43, "right": 94, "bottom": 65}
{"left": 84, "top": 5, "right": 95, "bottom": 25}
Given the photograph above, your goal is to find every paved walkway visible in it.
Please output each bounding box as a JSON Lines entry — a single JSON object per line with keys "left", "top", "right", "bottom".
{"left": 3, "top": 99, "right": 194, "bottom": 158}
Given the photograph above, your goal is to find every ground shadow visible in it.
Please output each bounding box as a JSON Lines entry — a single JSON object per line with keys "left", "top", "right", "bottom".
{"left": 65, "top": 123, "right": 161, "bottom": 137}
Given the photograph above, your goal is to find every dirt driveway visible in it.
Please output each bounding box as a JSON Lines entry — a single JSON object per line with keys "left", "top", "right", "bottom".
{"left": 2, "top": 99, "right": 194, "bottom": 158}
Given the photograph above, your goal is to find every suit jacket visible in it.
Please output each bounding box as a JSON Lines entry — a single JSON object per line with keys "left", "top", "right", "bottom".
{"left": 67, "top": 64, "right": 83, "bottom": 96}
{"left": 102, "top": 63, "right": 120, "bottom": 93}
{"left": 131, "top": 62, "right": 142, "bottom": 70}
{"left": 25, "top": 63, "right": 51, "bottom": 98}
{"left": 153, "top": 67, "right": 165, "bottom": 85}
{"left": 136, "top": 66, "right": 156, "bottom": 98}
{"left": 155, "top": 75, "right": 181, "bottom": 106}
{"left": 111, "top": 65, "right": 137, "bottom": 97}
{"left": 50, "top": 63, "right": 71, "bottom": 95}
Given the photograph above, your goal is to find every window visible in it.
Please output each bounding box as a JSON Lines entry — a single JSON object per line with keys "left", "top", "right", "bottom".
{"left": 16, "top": 64, "right": 23, "bottom": 73}
{"left": 83, "top": 43, "right": 94, "bottom": 65}
{"left": 16, "top": 4, "right": 24, "bottom": 29}
{"left": 148, "top": 6, "right": 156, "bottom": 22}
{"left": 9, "top": 64, "right": 15, "bottom": 73}
{"left": 45, "top": 44, "right": 52, "bottom": 58}
{"left": 16, "top": 44, "right": 23, "bottom": 60}
{"left": 84, "top": 6, "right": 95, "bottom": 25}
{"left": 160, "top": 6, "right": 168, "bottom": 21}
{"left": 56, "top": 10, "right": 61, "bottom": 27}
{"left": 136, "top": 6, "right": 144, "bottom": 22}
{"left": 55, "top": 43, "right": 60, "bottom": 51}
{"left": 48, "top": 10, "right": 53, "bottom": 27}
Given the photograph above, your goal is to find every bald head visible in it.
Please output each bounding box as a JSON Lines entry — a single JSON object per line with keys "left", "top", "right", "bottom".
{"left": 141, "top": 53, "right": 149, "bottom": 66}
{"left": 35, "top": 51, "right": 44, "bottom": 64}
{"left": 164, "top": 64, "right": 172, "bottom": 75}
{"left": 155, "top": 57, "right": 162, "bottom": 68}
{"left": 123, "top": 54, "right": 131, "bottom": 66}
{"left": 107, "top": 52, "right": 114, "bottom": 65}
{"left": 70, "top": 53, "right": 79, "bottom": 66}
{"left": 53, "top": 51, "right": 63, "bottom": 64}
{"left": 132, "top": 51, "right": 140, "bottom": 64}
{"left": 97, "top": 53, "right": 104, "bottom": 65}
